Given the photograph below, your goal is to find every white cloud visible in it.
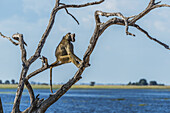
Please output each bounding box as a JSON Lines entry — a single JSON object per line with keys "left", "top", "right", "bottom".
{"left": 141, "top": 9, "right": 170, "bottom": 34}
{"left": 0, "top": 15, "right": 49, "bottom": 47}
{"left": 154, "top": 10, "right": 170, "bottom": 19}
{"left": 94, "top": 0, "right": 143, "bottom": 13}
{"left": 0, "top": 15, "right": 48, "bottom": 33}
{"left": 22, "top": 0, "right": 54, "bottom": 15}
{"left": 154, "top": 20, "right": 170, "bottom": 33}
{"left": 100, "top": 0, "right": 118, "bottom": 11}
{"left": 58, "top": 25, "right": 70, "bottom": 33}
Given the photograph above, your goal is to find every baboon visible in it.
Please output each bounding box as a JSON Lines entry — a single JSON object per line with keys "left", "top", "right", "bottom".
{"left": 50, "top": 32, "right": 82, "bottom": 93}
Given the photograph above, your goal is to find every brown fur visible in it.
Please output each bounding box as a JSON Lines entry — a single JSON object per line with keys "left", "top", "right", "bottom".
{"left": 50, "top": 32, "right": 82, "bottom": 93}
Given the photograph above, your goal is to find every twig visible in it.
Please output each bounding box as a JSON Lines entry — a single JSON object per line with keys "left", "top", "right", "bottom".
{"left": 133, "top": 24, "right": 170, "bottom": 49}
{"left": 154, "top": 1, "right": 161, "bottom": 5}
{"left": 12, "top": 33, "right": 27, "bottom": 64}
{"left": 129, "top": 0, "right": 170, "bottom": 24}
{"left": 64, "top": 8, "right": 79, "bottom": 25}
{"left": 59, "top": 0, "right": 105, "bottom": 9}
{"left": 0, "top": 32, "right": 19, "bottom": 46}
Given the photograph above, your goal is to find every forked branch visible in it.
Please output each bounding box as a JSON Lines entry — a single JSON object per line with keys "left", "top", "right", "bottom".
{"left": 28, "top": 0, "right": 105, "bottom": 65}
{"left": 1, "top": 0, "right": 170, "bottom": 112}
{"left": 129, "top": 0, "right": 170, "bottom": 24}
{"left": 37, "top": 2, "right": 170, "bottom": 112}
{"left": 0, "top": 32, "right": 19, "bottom": 46}
{"left": 64, "top": 8, "right": 80, "bottom": 25}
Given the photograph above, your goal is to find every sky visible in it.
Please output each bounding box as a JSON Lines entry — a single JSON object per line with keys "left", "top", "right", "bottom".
{"left": 0, "top": 0, "right": 170, "bottom": 85}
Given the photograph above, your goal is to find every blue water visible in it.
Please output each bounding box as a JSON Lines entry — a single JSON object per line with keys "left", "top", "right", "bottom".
{"left": 1, "top": 88, "right": 170, "bottom": 113}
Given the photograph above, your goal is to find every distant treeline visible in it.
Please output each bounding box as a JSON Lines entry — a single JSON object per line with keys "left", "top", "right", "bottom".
{"left": 0, "top": 79, "right": 48, "bottom": 85}
{"left": 0, "top": 80, "right": 96, "bottom": 86}
{"left": 128, "top": 79, "right": 164, "bottom": 86}
{"left": 0, "top": 79, "right": 18, "bottom": 84}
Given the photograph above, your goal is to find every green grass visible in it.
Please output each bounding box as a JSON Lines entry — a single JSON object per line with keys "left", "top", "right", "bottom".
{"left": 1, "top": 84, "right": 170, "bottom": 89}
{"left": 0, "top": 84, "right": 18, "bottom": 89}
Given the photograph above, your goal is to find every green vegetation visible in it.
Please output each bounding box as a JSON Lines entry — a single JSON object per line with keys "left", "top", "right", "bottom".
{"left": 1, "top": 84, "right": 170, "bottom": 89}
{"left": 128, "top": 78, "right": 164, "bottom": 86}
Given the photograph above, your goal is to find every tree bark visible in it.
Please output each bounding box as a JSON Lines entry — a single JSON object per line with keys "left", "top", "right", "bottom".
{"left": 0, "top": 98, "right": 3, "bottom": 113}
{"left": 0, "top": 0, "right": 170, "bottom": 112}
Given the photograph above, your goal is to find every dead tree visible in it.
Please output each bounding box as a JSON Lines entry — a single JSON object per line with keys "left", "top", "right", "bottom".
{"left": 0, "top": 0, "right": 170, "bottom": 113}
{"left": 0, "top": 98, "right": 3, "bottom": 113}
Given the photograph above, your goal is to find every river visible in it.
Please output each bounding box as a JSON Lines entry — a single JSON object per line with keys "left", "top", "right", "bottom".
{"left": 1, "top": 88, "right": 170, "bottom": 113}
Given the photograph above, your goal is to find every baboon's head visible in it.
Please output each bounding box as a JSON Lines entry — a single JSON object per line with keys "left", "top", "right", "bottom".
{"left": 64, "top": 32, "right": 75, "bottom": 42}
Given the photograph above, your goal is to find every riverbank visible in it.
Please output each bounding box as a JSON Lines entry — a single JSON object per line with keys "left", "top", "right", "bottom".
{"left": 0, "top": 84, "right": 170, "bottom": 89}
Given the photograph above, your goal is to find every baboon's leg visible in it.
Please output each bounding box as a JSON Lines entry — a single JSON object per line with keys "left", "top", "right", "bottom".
{"left": 69, "top": 54, "right": 81, "bottom": 68}
{"left": 73, "top": 54, "right": 82, "bottom": 62}
{"left": 60, "top": 55, "right": 80, "bottom": 67}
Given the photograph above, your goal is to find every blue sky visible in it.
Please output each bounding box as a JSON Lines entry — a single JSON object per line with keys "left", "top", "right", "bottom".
{"left": 0, "top": 0, "right": 170, "bottom": 85}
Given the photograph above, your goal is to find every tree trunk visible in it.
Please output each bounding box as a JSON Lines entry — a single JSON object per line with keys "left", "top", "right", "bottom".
{"left": 0, "top": 98, "right": 3, "bottom": 113}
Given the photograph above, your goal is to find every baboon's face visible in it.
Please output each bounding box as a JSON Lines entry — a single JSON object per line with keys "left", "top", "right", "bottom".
{"left": 65, "top": 32, "right": 75, "bottom": 42}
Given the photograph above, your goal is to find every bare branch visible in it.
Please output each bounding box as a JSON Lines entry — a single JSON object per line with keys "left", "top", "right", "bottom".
{"left": 95, "top": 11, "right": 135, "bottom": 36}
{"left": 40, "top": 4, "right": 170, "bottom": 109}
{"left": 59, "top": 0, "right": 104, "bottom": 9}
{"left": 27, "top": 3, "right": 60, "bottom": 65}
{"left": 133, "top": 24, "right": 170, "bottom": 49}
{"left": 0, "top": 32, "right": 19, "bottom": 46}
{"left": 24, "top": 80, "right": 35, "bottom": 104}
{"left": 129, "top": 0, "right": 170, "bottom": 24}
{"left": 95, "top": 9, "right": 170, "bottom": 50}
{"left": 64, "top": 8, "right": 79, "bottom": 25}
{"left": 154, "top": 1, "right": 161, "bottom": 5}
{"left": 38, "top": 66, "right": 84, "bottom": 112}
{"left": 12, "top": 33, "right": 27, "bottom": 64}
{"left": 12, "top": 68, "right": 29, "bottom": 113}
{"left": 0, "top": 32, "right": 28, "bottom": 112}
{"left": 59, "top": 3, "right": 80, "bottom": 25}
{"left": 59, "top": 3, "right": 65, "bottom": 6}
{"left": 0, "top": 0, "right": 104, "bottom": 112}
{"left": 27, "top": 0, "right": 104, "bottom": 65}
{"left": 26, "top": 65, "right": 49, "bottom": 80}
{"left": 151, "top": 4, "right": 170, "bottom": 9}
{"left": 6, "top": 0, "right": 169, "bottom": 112}
{"left": 28, "top": 1, "right": 170, "bottom": 111}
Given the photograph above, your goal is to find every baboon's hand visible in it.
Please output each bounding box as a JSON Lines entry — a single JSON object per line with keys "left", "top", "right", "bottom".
{"left": 85, "top": 63, "right": 91, "bottom": 67}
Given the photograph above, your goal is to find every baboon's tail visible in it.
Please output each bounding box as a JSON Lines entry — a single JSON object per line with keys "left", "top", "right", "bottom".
{"left": 50, "top": 67, "right": 53, "bottom": 93}
{"left": 49, "top": 60, "right": 60, "bottom": 93}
